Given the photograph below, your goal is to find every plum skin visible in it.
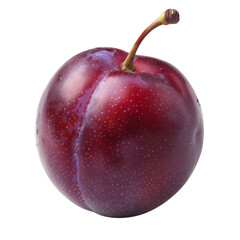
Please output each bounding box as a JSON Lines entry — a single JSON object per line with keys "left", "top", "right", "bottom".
{"left": 36, "top": 47, "right": 203, "bottom": 217}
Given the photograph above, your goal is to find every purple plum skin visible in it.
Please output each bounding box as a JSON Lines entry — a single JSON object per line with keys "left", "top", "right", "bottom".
{"left": 36, "top": 48, "right": 203, "bottom": 217}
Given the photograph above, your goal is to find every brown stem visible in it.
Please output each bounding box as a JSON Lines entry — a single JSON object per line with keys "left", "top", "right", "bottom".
{"left": 121, "top": 9, "right": 179, "bottom": 71}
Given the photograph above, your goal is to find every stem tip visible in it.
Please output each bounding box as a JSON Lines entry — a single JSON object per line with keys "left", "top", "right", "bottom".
{"left": 163, "top": 9, "right": 180, "bottom": 25}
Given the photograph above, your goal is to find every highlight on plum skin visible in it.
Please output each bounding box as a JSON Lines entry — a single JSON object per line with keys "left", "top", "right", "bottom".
{"left": 36, "top": 9, "right": 203, "bottom": 218}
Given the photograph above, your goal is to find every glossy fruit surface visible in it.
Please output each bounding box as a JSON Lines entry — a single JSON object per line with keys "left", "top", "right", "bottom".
{"left": 36, "top": 47, "right": 203, "bottom": 217}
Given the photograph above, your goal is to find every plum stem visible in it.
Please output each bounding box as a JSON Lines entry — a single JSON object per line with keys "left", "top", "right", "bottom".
{"left": 121, "top": 9, "right": 180, "bottom": 72}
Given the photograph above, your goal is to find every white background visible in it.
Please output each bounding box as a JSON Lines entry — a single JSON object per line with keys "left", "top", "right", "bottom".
{"left": 1, "top": 0, "right": 239, "bottom": 239}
